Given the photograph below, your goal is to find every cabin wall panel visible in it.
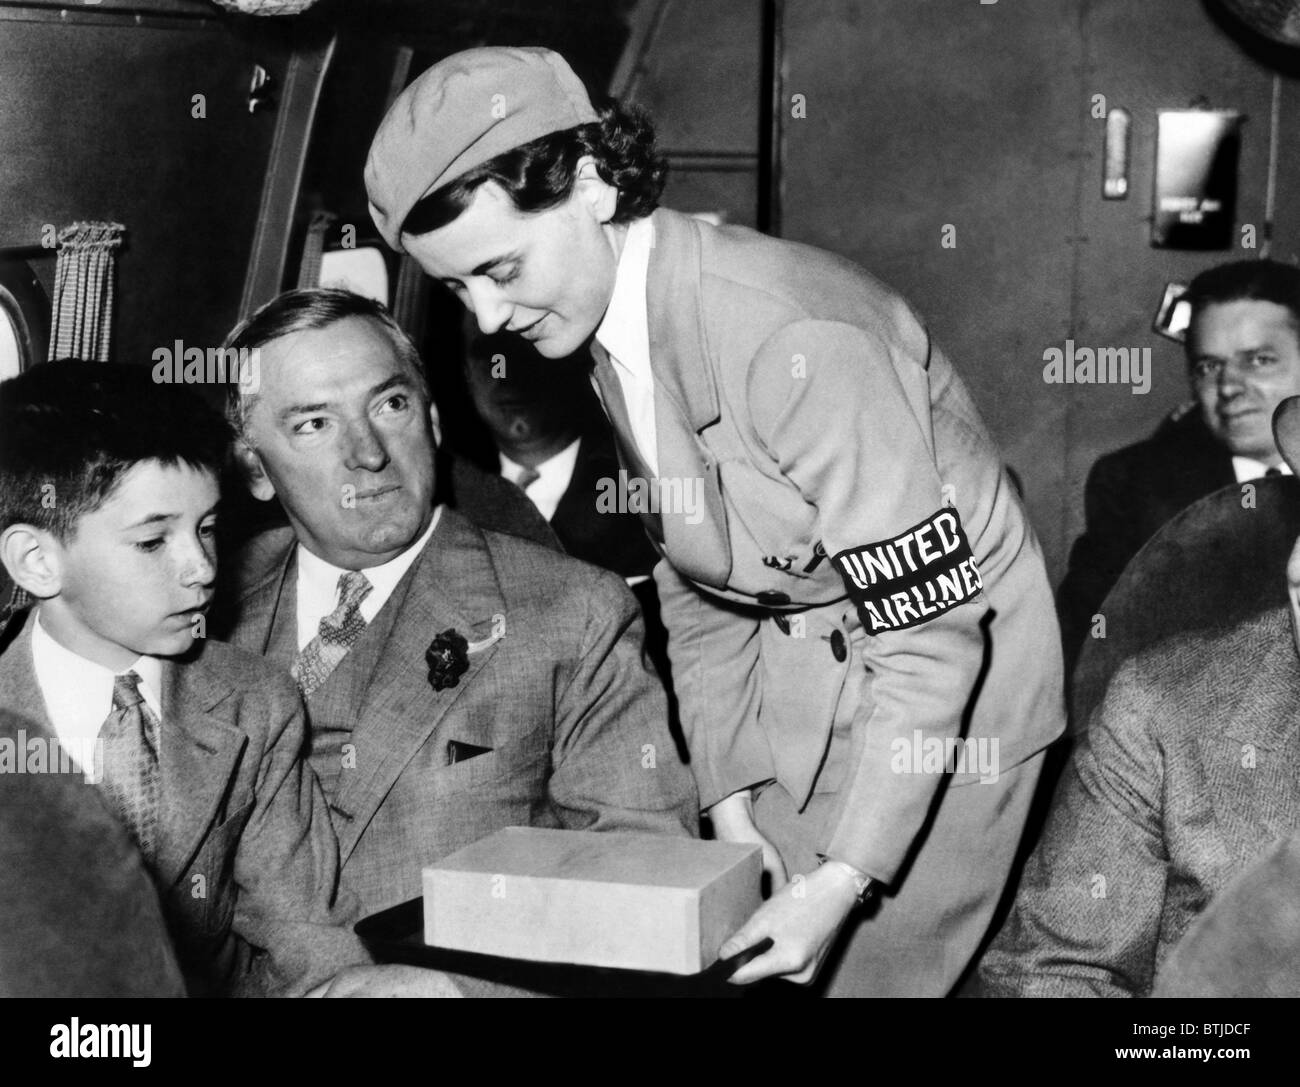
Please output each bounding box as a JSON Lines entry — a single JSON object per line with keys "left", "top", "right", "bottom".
{"left": 0, "top": 17, "right": 290, "bottom": 363}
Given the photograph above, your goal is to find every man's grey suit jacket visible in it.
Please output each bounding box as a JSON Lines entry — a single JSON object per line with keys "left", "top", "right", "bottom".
{"left": 217, "top": 507, "right": 700, "bottom": 918}
{"left": 980, "top": 607, "right": 1300, "bottom": 996}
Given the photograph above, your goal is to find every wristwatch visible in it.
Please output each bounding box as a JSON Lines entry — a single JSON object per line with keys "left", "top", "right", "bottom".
{"left": 817, "top": 855, "right": 881, "bottom": 908}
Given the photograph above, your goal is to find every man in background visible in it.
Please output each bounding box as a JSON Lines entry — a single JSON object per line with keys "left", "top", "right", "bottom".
{"left": 1058, "top": 259, "right": 1300, "bottom": 672}
{"left": 981, "top": 394, "right": 1300, "bottom": 997}
{"left": 463, "top": 332, "right": 658, "bottom": 581}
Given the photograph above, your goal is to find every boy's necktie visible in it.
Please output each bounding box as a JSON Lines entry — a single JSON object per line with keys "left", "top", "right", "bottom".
{"left": 292, "top": 570, "right": 373, "bottom": 697}
{"left": 98, "top": 671, "right": 162, "bottom": 865}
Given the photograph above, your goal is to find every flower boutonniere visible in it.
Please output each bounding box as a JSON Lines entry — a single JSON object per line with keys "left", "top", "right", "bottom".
{"left": 425, "top": 628, "right": 470, "bottom": 691}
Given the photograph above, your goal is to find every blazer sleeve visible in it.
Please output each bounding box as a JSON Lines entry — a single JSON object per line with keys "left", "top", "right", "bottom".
{"left": 747, "top": 319, "right": 990, "bottom": 882}
{"left": 652, "top": 557, "right": 774, "bottom": 809}
{"left": 548, "top": 565, "right": 701, "bottom": 835}
{"left": 230, "top": 678, "right": 373, "bottom": 997}
{"left": 978, "top": 657, "right": 1168, "bottom": 997}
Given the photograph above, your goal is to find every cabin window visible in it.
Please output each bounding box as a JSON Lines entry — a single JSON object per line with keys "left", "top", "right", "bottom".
{"left": 0, "top": 287, "right": 31, "bottom": 381}
{"left": 0, "top": 259, "right": 52, "bottom": 379}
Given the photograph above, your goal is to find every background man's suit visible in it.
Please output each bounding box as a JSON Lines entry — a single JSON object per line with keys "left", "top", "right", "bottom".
{"left": 0, "top": 612, "right": 367, "bottom": 997}
{"left": 590, "top": 207, "right": 1066, "bottom": 994}
{"left": 546, "top": 411, "right": 660, "bottom": 581}
{"left": 1057, "top": 407, "right": 1235, "bottom": 672}
{"left": 979, "top": 607, "right": 1300, "bottom": 997}
{"left": 216, "top": 506, "right": 698, "bottom": 919}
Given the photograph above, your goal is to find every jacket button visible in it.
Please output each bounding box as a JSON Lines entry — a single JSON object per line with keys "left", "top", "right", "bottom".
{"left": 756, "top": 590, "right": 790, "bottom": 607}
{"left": 830, "top": 630, "right": 848, "bottom": 662}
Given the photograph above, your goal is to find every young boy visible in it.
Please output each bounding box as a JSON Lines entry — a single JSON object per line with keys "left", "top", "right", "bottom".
{"left": 0, "top": 359, "right": 377, "bottom": 997}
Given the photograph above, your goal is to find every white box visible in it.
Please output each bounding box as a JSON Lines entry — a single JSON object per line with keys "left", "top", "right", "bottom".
{"left": 423, "top": 827, "right": 762, "bottom": 975}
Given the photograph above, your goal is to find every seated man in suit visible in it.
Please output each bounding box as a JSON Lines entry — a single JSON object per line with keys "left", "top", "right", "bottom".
{"left": 213, "top": 288, "right": 698, "bottom": 928}
{"left": 0, "top": 360, "right": 388, "bottom": 997}
{"left": 463, "top": 332, "right": 658, "bottom": 582}
{"left": 1058, "top": 259, "right": 1300, "bottom": 671}
{"left": 979, "top": 395, "right": 1300, "bottom": 997}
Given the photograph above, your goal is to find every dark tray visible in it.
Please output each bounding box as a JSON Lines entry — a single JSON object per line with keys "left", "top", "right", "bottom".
{"left": 356, "top": 897, "right": 741, "bottom": 998}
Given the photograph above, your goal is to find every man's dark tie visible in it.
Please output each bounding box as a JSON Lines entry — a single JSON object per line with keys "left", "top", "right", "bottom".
{"left": 292, "top": 570, "right": 373, "bottom": 698}
{"left": 97, "top": 671, "right": 162, "bottom": 865}
{"left": 1266, "top": 467, "right": 1283, "bottom": 477}
{"left": 515, "top": 466, "right": 541, "bottom": 492}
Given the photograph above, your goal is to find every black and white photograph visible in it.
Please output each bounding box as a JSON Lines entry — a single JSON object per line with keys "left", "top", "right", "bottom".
{"left": 0, "top": 0, "right": 1295, "bottom": 1068}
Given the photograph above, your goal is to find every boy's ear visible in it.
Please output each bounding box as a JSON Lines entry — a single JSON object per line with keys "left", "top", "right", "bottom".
{"left": 234, "top": 440, "right": 277, "bottom": 502}
{"left": 574, "top": 156, "right": 619, "bottom": 225}
{"left": 0, "top": 524, "right": 62, "bottom": 600}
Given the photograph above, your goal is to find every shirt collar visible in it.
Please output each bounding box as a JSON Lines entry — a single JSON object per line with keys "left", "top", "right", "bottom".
{"left": 30, "top": 608, "right": 164, "bottom": 773}
{"left": 499, "top": 439, "right": 582, "bottom": 522}
{"left": 296, "top": 504, "right": 442, "bottom": 613}
{"left": 594, "top": 215, "right": 655, "bottom": 383}
{"left": 32, "top": 609, "right": 163, "bottom": 703}
{"left": 1232, "top": 456, "right": 1294, "bottom": 483}
{"left": 499, "top": 438, "right": 581, "bottom": 485}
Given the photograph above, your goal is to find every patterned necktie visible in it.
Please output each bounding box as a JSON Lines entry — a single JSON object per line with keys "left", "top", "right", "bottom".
{"left": 98, "top": 671, "right": 162, "bottom": 865}
{"left": 292, "top": 570, "right": 373, "bottom": 698}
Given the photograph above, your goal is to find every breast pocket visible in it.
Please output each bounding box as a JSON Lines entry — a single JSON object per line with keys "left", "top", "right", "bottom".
{"left": 426, "top": 725, "right": 551, "bottom": 797}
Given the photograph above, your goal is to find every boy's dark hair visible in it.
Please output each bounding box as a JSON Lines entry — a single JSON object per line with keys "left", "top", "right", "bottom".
{"left": 0, "top": 358, "right": 232, "bottom": 539}
{"left": 401, "top": 99, "right": 668, "bottom": 237}
{"left": 1183, "top": 259, "right": 1300, "bottom": 354}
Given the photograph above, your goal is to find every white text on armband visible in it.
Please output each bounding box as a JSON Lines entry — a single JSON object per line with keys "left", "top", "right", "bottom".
{"left": 831, "top": 508, "right": 983, "bottom": 633}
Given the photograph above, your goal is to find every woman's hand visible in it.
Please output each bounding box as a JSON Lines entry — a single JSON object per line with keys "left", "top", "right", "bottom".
{"left": 718, "top": 861, "right": 861, "bottom": 986}
{"left": 707, "top": 790, "right": 788, "bottom": 892}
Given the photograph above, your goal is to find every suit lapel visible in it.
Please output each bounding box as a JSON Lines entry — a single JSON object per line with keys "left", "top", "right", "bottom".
{"left": 0, "top": 613, "right": 58, "bottom": 742}
{"left": 154, "top": 654, "right": 249, "bottom": 889}
{"left": 329, "top": 509, "right": 506, "bottom": 864}
{"left": 631, "top": 209, "right": 731, "bottom": 587}
{"left": 224, "top": 527, "right": 297, "bottom": 659}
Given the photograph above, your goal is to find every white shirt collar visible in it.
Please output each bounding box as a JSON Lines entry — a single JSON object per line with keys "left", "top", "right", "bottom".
{"left": 499, "top": 438, "right": 581, "bottom": 523}
{"left": 594, "top": 215, "right": 655, "bottom": 385}
{"left": 295, "top": 505, "right": 442, "bottom": 651}
{"left": 1232, "top": 456, "right": 1293, "bottom": 483}
{"left": 591, "top": 216, "right": 660, "bottom": 476}
{"left": 30, "top": 608, "right": 163, "bottom": 776}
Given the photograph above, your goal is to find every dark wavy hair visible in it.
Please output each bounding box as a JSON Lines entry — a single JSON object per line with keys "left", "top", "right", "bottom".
{"left": 0, "top": 359, "right": 231, "bottom": 540}
{"left": 401, "top": 99, "right": 668, "bottom": 237}
{"left": 1182, "top": 259, "right": 1300, "bottom": 353}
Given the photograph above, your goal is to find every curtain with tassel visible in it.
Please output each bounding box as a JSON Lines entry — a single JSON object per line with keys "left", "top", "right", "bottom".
{"left": 48, "top": 221, "right": 125, "bottom": 362}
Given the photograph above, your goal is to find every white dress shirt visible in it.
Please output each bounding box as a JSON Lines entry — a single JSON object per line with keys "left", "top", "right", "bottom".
{"left": 500, "top": 439, "right": 581, "bottom": 523}
{"left": 1232, "top": 456, "right": 1293, "bottom": 484}
{"left": 594, "top": 215, "right": 660, "bottom": 478}
{"left": 30, "top": 608, "right": 163, "bottom": 777}
{"left": 295, "top": 506, "right": 441, "bottom": 651}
